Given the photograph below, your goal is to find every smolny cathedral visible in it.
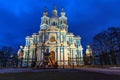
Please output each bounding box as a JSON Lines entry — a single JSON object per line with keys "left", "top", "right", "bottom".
{"left": 17, "top": 5, "right": 84, "bottom": 67}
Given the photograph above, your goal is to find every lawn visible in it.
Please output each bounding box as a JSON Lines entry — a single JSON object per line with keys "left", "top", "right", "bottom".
{"left": 0, "top": 71, "right": 120, "bottom": 80}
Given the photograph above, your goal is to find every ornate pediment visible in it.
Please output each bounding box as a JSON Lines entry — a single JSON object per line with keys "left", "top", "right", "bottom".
{"left": 46, "top": 26, "right": 59, "bottom": 31}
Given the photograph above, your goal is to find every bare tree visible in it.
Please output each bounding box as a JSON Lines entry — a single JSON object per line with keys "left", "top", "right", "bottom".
{"left": 92, "top": 27, "right": 120, "bottom": 65}
{"left": 0, "top": 46, "right": 13, "bottom": 55}
{"left": 0, "top": 46, "right": 14, "bottom": 67}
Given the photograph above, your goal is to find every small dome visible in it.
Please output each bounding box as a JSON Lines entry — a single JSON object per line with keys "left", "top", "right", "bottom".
{"left": 43, "top": 12, "right": 48, "bottom": 16}
{"left": 86, "top": 45, "right": 92, "bottom": 57}
{"left": 52, "top": 10, "right": 57, "bottom": 16}
{"left": 61, "top": 12, "right": 65, "bottom": 16}
{"left": 53, "top": 9, "right": 57, "bottom": 13}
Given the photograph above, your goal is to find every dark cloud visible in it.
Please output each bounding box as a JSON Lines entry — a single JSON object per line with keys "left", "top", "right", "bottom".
{"left": 0, "top": 0, "right": 120, "bottom": 52}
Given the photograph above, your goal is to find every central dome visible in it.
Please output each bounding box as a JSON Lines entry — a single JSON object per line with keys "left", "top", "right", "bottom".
{"left": 50, "top": 16, "right": 58, "bottom": 21}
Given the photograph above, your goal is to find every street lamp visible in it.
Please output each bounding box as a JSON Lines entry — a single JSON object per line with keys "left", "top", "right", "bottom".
{"left": 27, "top": 46, "right": 30, "bottom": 67}
{"left": 42, "top": 49, "right": 44, "bottom": 63}
{"left": 42, "top": 43, "right": 45, "bottom": 64}
{"left": 68, "top": 54, "right": 69, "bottom": 66}
{"left": 34, "top": 43, "right": 37, "bottom": 63}
{"left": 62, "top": 45, "right": 64, "bottom": 69}
{"left": 75, "top": 54, "right": 77, "bottom": 66}
{"left": 61, "top": 44, "right": 64, "bottom": 69}
{"left": 10, "top": 54, "right": 13, "bottom": 67}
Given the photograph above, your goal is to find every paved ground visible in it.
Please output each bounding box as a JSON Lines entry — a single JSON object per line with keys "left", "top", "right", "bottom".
{"left": 0, "top": 68, "right": 120, "bottom": 80}
{"left": 0, "top": 67, "right": 120, "bottom": 75}
{"left": 77, "top": 67, "right": 120, "bottom": 75}
{"left": 0, "top": 68, "right": 79, "bottom": 73}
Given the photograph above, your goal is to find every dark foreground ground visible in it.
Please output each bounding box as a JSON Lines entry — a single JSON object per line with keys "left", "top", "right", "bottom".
{"left": 0, "top": 71, "right": 120, "bottom": 80}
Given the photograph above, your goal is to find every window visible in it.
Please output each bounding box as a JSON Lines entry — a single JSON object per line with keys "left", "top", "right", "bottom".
{"left": 53, "top": 22, "right": 55, "bottom": 26}
{"left": 64, "top": 21, "right": 66, "bottom": 24}
{"left": 61, "top": 21, "right": 62, "bottom": 24}
{"left": 50, "top": 36, "right": 55, "bottom": 42}
{"left": 46, "top": 21, "right": 48, "bottom": 24}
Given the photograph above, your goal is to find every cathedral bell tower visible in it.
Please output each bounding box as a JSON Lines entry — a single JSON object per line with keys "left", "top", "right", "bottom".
{"left": 59, "top": 7, "right": 68, "bottom": 31}
{"left": 61, "top": 8, "right": 65, "bottom": 17}
{"left": 40, "top": 7, "right": 50, "bottom": 30}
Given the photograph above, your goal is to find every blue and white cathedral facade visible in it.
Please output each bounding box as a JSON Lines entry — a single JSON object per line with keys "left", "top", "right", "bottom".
{"left": 18, "top": 5, "right": 84, "bottom": 67}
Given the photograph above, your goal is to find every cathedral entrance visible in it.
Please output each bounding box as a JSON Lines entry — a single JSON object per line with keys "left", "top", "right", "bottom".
{"left": 49, "top": 51, "right": 55, "bottom": 66}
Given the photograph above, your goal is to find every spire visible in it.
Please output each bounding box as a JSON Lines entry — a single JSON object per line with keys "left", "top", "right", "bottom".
{"left": 61, "top": 7, "right": 65, "bottom": 16}
{"left": 61, "top": 7, "right": 64, "bottom": 12}
{"left": 53, "top": 4, "right": 56, "bottom": 10}
{"left": 43, "top": 6, "right": 48, "bottom": 16}
{"left": 44, "top": 6, "right": 47, "bottom": 12}
{"left": 86, "top": 44, "right": 92, "bottom": 57}
{"left": 87, "top": 45, "right": 90, "bottom": 48}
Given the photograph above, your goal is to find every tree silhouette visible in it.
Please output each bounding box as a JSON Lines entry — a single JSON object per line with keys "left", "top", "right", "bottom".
{"left": 0, "top": 46, "right": 14, "bottom": 67}
{"left": 92, "top": 27, "right": 120, "bottom": 65}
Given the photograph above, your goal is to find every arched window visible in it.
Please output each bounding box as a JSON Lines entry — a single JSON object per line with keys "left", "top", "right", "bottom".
{"left": 53, "top": 22, "right": 55, "bottom": 26}
{"left": 67, "top": 41, "right": 70, "bottom": 46}
{"left": 46, "top": 20, "right": 48, "bottom": 24}
{"left": 61, "top": 20, "right": 62, "bottom": 24}
{"left": 64, "top": 21, "right": 66, "bottom": 24}
{"left": 42, "top": 21, "right": 44, "bottom": 24}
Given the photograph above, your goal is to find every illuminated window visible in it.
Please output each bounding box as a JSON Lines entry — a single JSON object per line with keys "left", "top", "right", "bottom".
{"left": 50, "top": 36, "right": 55, "bottom": 42}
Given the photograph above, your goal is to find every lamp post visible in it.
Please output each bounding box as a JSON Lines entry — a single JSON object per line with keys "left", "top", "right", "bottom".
{"left": 60, "top": 44, "right": 61, "bottom": 66}
{"left": 69, "top": 48, "right": 71, "bottom": 67}
{"left": 60, "top": 44, "right": 64, "bottom": 69}
{"left": 27, "top": 46, "right": 30, "bottom": 68}
{"left": 62, "top": 44, "right": 64, "bottom": 69}
{"left": 75, "top": 54, "right": 77, "bottom": 66}
{"left": 71, "top": 49, "right": 73, "bottom": 67}
{"left": 77, "top": 49, "right": 79, "bottom": 66}
{"left": 42, "top": 43, "right": 45, "bottom": 64}
{"left": 68, "top": 54, "right": 69, "bottom": 67}
{"left": 10, "top": 54, "right": 13, "bottom": 67}
{"left": 34, "top": 43, "right": 37, "bottom": 63}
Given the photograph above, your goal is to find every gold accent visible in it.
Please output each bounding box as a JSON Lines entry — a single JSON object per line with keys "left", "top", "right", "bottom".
{"left": 50, "top": 36, "right": 55, "bottom": 42}
{"left": 50, "top": 51, "right": 55, "bottom": 65}
{"left": 18, "top": 51, "right": 23, "bottom": 58}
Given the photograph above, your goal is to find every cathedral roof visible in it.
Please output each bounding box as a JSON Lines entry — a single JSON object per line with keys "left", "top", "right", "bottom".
{"left": 33, "top": 33, "right": 38, "bottom": 35}
{"left": 50, "top": 16, "right": 58, "bottom": 21}
{"left": 26, "top": 36, "right": 33, "bottom": 39}
{"left": 74, "top": 36, "right": 81, "bottom": 39}
{"left": 67, "top": 33, "right": 74, "bottom": 36}
{"left": 26, "top": 36, "right": 31, "bottom": 38}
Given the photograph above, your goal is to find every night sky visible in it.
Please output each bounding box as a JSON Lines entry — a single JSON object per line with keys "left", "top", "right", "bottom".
{"left": 0, "top": 0, "right": 120, "bottom": 53}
